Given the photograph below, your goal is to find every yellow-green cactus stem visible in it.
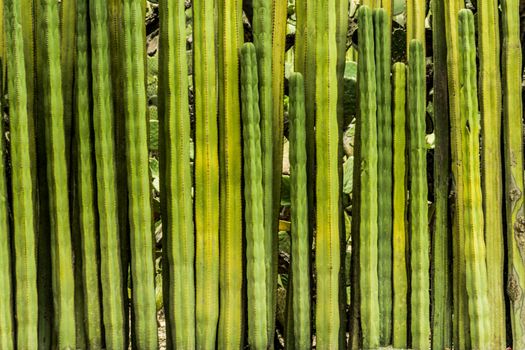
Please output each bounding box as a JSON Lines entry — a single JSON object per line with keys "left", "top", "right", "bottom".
{"left": 193, "top": 0, "right": 219, "bottom": 347}
{"left": 391, "top": 62, "right": 407, "bottom": 350}
{"left": 408, "top": 39, "right": 430, "bottom": 350}
{"left": 217, "top": 0, "right": 244, "bottom": 348}
{"left": 406, "top": 0, "right": 425, "bottom": 55}
{"left": 122, "top": 0, "right": 158, "bottom": 347}
{"left": 241, "top": 42, "right": 269, "bottom": 350}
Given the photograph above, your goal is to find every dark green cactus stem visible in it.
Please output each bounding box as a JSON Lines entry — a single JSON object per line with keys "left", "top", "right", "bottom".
{"left": 217, "top": 0, "right": 243, "bottom": 348}
{"left": 408, "top": 39, "right": 430, "bottom": 350}
{"left": 502, "top": 0, "right": 525, "bottom": 347}
{"left": 193, "top": 0, "right": 219, "bottom": 347}
{"left": 391, "top": 62, "right": 407, "bottom": 350}
{"left": 4, "top": 0, "right": 38, "bottom": 348}
{"left": 315, "top": 0, "right": 341, "bottom": 347}
{"left": 431, "top": 0, "right": 452, "bottom": 347}
{"left": 241, "top": 42, "right": 269, "bottom": 350}
{"left": 444, "top": 1, "right": 469, "bottom": 347}
{"left": 38, "top": 0, "right": 77, "bottom": 347}
{"left": 90, "top": 0, "right": 127, "bottom": 347}
{"left": 122, "top": 0, "right": 159, "bottom": 347}
{"left": 287, "top": 72, "right": 311, "bottom": 350}
{"left": 356, "top": 6, "right": 380, "bottom": 349}
{"left": 373, "top": 8, "right": 393, "bottom": 346}
{"left": 501, "top": 0, "right": 525, "bottom": 349}
{"left": 458, "top": 10, "right": 491, "bottom": 349}
{"left": 478, "top": 0, "right": 506, "bottom": 346}
{"left": 75, "top": 0, "right": 103, "bottom": 346}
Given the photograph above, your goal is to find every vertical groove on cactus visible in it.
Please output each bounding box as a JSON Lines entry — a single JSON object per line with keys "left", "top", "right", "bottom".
{"left": 217, "top": 0, "right": 244, "bottom": 348}
{"left": 443, "top": 1, "right": 469, "bottom": 347}
{"left": 193, "top": 0, "right": 219, "bottom": 347}
{"left": 38, "top": 0, "right": 77, "bottom": 347}
{"left": 315, "top": 0, "right": 341, "bottom": 347}
{"left": 406, "top": 0, "right": 425, "bottom": 55}
{"left": 431, "top": 0, "right": 452, "bottom": 348}
{"left": 502, "top": 0, "right": 525, "bottom": 347}
{"left": 477, "top": 0, "right": 506, "bottom": 346}
{"left": 89, "top": 0, "right": 127, "bottom": 347}
{"left": 287, "top": 72, "right": 311, "bottom": 350}
{"left": 241, "top": 42, "right": 269, "bottom": 350}
{"left": 408, "top": 39, "right": 430, "bottom": 350}
{"left": 122, "top": 0, "right": 159, "bottom": 347}
{"left": 4, "top": 0, "right": 37, "bottom": 348}
{"left": 457, "top": 10, "right": 491, "bottom": 349}
{"left": 355, "top": 7, "right": 380, "bottom": 348}
{"left": 391, "top": 61, "right": 407, "bottom": 350}
{"left": 373, "top": 8, "right": 393, "bottom": 346}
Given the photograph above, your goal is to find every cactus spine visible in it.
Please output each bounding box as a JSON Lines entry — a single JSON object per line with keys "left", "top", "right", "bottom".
{"left": 431, "top": 0, "right": 452, "bottom": 347}
{"left": 391, "top": 62, "right": 407, "bottom": 349}
{"left": 193, "top": 0, "right": 219, "bottom": 347}
{"left": 408, "top": 39, "right": 430, "bottom": 350}
{"left": 288, "top": 72, "right": 311, "bottom": 350}
{"left": 501, "top": 0, "right": 525, "bottom": 347}
{"left": 315, "top": 0, "right": 341, "bottom": 347}
{"left": 373, "top": 8, "right": 393, "bottom": 346}
{"left": 355, "top": 7, "right": 380, "bottom": 349}
{"left": 217, "top": 0, "right": 244, "bottom": 347}
{"left": 457, "top": 10, "right": 491, "bottom": 349}
{"left": 241, "top": 42, "right": 269, "bottom": 350}
{"left": 122, "top": 0, "right": 158, "bottom": 347}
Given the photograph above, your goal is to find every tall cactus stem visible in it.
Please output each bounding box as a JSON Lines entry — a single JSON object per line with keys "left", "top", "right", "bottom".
{"left": 406, "top": 0, "right": 425, "bottom": 56}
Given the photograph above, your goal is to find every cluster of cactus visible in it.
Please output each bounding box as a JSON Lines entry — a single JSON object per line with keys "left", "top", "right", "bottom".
{"left": 1, "top": 1, "right": 525, "bottom": 349}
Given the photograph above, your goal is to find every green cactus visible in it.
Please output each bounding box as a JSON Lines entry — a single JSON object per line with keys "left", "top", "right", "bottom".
{"left": 373, "top": 8, "right": 393, "bottom": 345}
{"left": 38, "top": 0, "right": 77, "bottom": 347}
{"left": 315, "top": 0, "right": 341, "bottom": 348}
{"left": 408, "top": 39, "right": 430, "bottom": 350}
{"left": 286, "top": 72, "right": 311, "bottom": 350}
{"left": 457, "top": 10, "right": 491, "bottom": 349}
{"left": 391, "top": 62, "right": 407, "bottom": 350}
{"left": 355, "top": 7, "right": 380, "bottom": 349}
{"left": 89, "top": 0, "right": 127, "bottom": 347}
{"left": 241, "top": 42, "right": 269, "bottom": 350}
{"left": 431, "top": 0, "right": 452, "bottom": 347}
{"left": 122, "top": 0, "right": 158, "bottom": 347}
{"left": 193, "top": 0, "right": 219, "bottom": 347}
{"left": 217, "top": 0, "right": 243, "bottom": 348}
{"left": 501, "top": 0, "right": 525, "bottom": 347}
{"left": 406, "top": 0, "right": 425, "bottom": 54}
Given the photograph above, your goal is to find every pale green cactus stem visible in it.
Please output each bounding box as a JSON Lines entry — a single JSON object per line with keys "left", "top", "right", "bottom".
{"left": 287, "top": 72, "right": 311, "bottom": 350}
{"left": 408, "top": 39, "right": 430, "bottom": 350}
{"left": 431, "top": 0, "right": 452, "bottom": 347}
{"left": 241, "top": 42, "right": 269, "bottom": 350}
{"left": 193, "top": 0, "right": 220, "bottom": 347}
{"left": 38, "top": 0, "right": 77, "bottom": 347}
{"left": 122, "top": 0, "right": 159, "bottom": 347}
{"left": 443, "top": 1, "right": 469, "bottom": 347}
{"left": 457, "top": 10, "right": 491, "bottom": 349}
{"left": 315, "top": 0, "right": 341, "bottom": 348}
{"left": 355, "top": 6, "right": 379, "bottom": 349}
{"left": 373, "top": 8, "right": 393, "bottom": 346}
{"left": 391, "top": 62, "right": 408, "bottom": 350}
{"left": 217, "top": 0, "right": 244, "bottom": 348}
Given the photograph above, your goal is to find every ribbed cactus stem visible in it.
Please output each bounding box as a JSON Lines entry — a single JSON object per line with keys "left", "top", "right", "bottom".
{"left": 217, "top": 0, "right": 244, "bottom": 347}
{"left": 391, "top": 62, "right": 408, "bottom": 350}
{"left": 89, "top": 0, "right": 126, "bottom": 346}
{"left": 288, "top": 72, "right": 311, "bottom": 350}
{"left": 457, "top": 10, "right": 491, "bottom": 349}
{"left": 193, "top": 0, "right": 219, "bottom": 347}
{"left": 241, "top": 42, "right": 269, "bottom": 350}
{"left": 373, "top": 8, "right": 393, "bottom": 346}
{"left": 502, "top": 0, "right": 525, "bottom": 347}
{"left": 315, "top": 0, "right": 341, "bottom": 347}
{"left": 356, "top": 6, "right": 380, "bottom": 349}
{"left": 408, "top": 39, "right": 430, "bottom": 350}
{"left": 406, "top": 0, "right": 425, "bottom": 55}
{"left": 122, "top": 0, "right": 158, "bottom": 347}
